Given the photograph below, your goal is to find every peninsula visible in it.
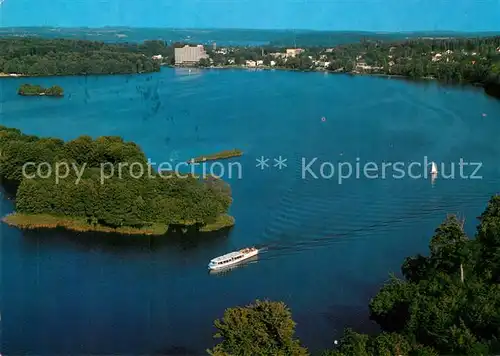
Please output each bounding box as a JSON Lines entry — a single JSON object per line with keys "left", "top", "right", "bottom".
{"left": 188, "top": 149, "right": 243, "bottom": 163}
{"left": 18, "top": 84, "right": 64, "bottom": 97}
{"left": 0, "top": 38, "right": 165, "bottom": 77}
{"left": 0, "top": 126, "right": 234, "bottom": 235}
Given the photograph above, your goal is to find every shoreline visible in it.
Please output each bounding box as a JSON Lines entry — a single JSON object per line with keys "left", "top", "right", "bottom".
{"left": 2, "top": 64, "right": 497, "bottom": 99}
{"left": 173, "top": 64, "right": 499, "bottom": 99}
{"left": 2, "top": 213, "right": 235, "bottom": 236}
{"left": 171, "top": 63, "right": 465, "bottom": 81}
{"left": 0, "top": 70, "right": 159, "bottom": 79}
{"left": 0, "top": 72, "right": 25, "bottom": 78}
{"left": 18, "top": 92, "right": 64, "bottom": 97}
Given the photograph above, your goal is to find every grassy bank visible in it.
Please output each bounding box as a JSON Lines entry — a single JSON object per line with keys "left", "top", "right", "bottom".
{"left": 188, "top": 149, "right": 243, "bottom": 163}
{"left": 2, "top": 213, "right": 169, "bottom": 236}
{"left": 2, "top": 212, "right": 235, "bottom": 235}
{"left": 199, "top": 214, "right": 235, "bottom": 232}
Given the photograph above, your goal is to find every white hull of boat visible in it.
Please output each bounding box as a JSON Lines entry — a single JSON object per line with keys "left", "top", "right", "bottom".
{"left": 209, "top": 255, "right": 259, "bottom": 274}
{"left": 208, "top": 249, "right": 259, "bottom": 270}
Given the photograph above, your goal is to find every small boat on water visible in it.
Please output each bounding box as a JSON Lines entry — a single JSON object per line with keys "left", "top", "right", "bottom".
{"left": 431, "top": 162, "right": 438, "bottom": 175}
{"left": 208, "top": 247, "right": 259, "bottom": 270}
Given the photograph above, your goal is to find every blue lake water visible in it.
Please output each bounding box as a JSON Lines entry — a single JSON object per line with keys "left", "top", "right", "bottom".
{"left": 1, "top": 68, "right": 500, "bottom": 354}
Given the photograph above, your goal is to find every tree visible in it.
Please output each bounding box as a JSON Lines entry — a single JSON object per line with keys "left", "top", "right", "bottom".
{"left": 476, "top": 196, "right": 500, "bottom": 282}
{"left": 0, "top": 38, "right": 161, "bottom": 76}
{"left": 45, "top": 85, "right": 64, "bottom": 96}
{"left": 198, "top": 58, "right": 211, "bottom": 67}
{"left": 208, "top": 300, "right": 308, "bottom": 356}
{"left": 428, "top": 215, "right": 469, "bottom": 280}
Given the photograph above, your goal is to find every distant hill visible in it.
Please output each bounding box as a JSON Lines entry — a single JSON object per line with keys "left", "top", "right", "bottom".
{"left": 0, "top": 27, "right": 499, "bottom": 47}
{"left": 268, "top": 30, "right": 500, "bottom": 47}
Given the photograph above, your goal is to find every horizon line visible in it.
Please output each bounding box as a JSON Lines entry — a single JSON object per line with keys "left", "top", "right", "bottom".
{"left": 0, "top": 26, "right": 499, "bottom": 34}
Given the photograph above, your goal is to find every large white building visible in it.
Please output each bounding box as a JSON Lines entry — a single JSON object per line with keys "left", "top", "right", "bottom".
{"left": 174, "top": 45, "right": 209, "bottom": 65}
{"left": 286, "top": 48, "right": 304, "bottom": 58}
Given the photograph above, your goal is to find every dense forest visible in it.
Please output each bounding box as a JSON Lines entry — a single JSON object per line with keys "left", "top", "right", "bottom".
{"left": 209, "top": 196, "right": 500, "bottom": 355}
{"left": 0, "top": 126, "right": 233, "bottom": 234}
{"left": 327, "top": 37, "right": 500, "bottom": 84}
{"left": 0, "top": 38, "right": 165, "bottom": 76}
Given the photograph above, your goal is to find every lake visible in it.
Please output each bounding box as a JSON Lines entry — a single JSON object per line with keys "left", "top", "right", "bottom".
{"left": 1, "top": 67, "right": 500, "bottom": 355}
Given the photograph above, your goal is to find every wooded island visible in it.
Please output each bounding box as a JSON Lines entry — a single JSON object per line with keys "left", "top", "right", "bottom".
{"left": 0, "top": 38, "right": 163, "bottom": 76}
{"left": 18, "top": 84, "right": 64, "bottom": 97}
{"left": 0, "top": 126, "right": 234, "bottom": 235}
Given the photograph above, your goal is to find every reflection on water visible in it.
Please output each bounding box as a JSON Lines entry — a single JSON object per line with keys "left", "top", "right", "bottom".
{"left": 174, "top": 67, "right": 204, "bottom": 81}
{"left": 20, "top": 226, "right": 231, "bottom": 254}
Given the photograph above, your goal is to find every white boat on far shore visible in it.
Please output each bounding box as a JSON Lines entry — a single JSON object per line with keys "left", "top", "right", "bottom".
{"left": 208, "top": 247, "right": 259, "bottom": 270}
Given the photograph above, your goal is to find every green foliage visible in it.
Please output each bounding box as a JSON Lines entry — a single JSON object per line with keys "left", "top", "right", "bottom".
{"left": 331, "top": 328, "right": 370, "bottom": 356}
{"left": 476, "top": 195, "right": 500, "bottom": 282}
{"left": 190, "top": 37, "right": 500, "bottom": 92}
{"left": 45, "top": 85, "right": 64, "bottom": 96}
{"left": 208, "top": 300, "right": 308, "bottom": 356}
{"left": 209, "top": 197, "right": 500, "bottom": 355}
{"left": 0, "top": 38, "right": 162, "bottom": 76}
{"left": 198, "top": 58, "right": 211, "bottom": 67}
{"left": 18, "top": 83, "right": 64, "bottom": 96}
{"left": 428, "top": 215, "right": 469, "bottom": 276}
{"left": 492, "top": 62, "right": 500, "bottom": 74}
{"left": 324, "top": 329, "right": 417, "bottom": 356}
{"left": 0, "top": 126, "right": 232, "bottom": 232}
{"left": 368, "top": 205, "right": 500, "bottom": 355}
{"left": 322, "top": 198, "right": 500, "bottom": 356}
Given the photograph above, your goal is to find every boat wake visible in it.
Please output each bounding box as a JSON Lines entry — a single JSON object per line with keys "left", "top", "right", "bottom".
{"left": 254, "top": 152, "right": 497, "bottom": 261}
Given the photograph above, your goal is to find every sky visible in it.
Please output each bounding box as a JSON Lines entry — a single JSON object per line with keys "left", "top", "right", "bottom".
{"left": 1, "top": 0, "right": 499, "bottom": 32}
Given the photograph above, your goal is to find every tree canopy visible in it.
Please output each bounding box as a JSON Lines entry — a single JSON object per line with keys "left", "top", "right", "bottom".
{"left": 0, "top": 126, "right": 233, "bottom": 233}
{"left": 208, "top": 300, "right": 308, "bottom": 356}
{"left": 0, "top": 38, "right": 164, "bottom": 76}
{"left": 328, "top": 197, "right": 500, "bottom": 355}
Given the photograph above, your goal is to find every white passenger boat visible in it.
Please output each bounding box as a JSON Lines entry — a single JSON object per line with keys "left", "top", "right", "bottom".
{"left": 208, "top": 247, "right": 259, "bottom": 270}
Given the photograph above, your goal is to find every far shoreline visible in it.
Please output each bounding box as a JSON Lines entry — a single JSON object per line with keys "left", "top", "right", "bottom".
{"left": 0, "top": 72, "right": 25, "bottom": 78}
{"left": 0, "top": 70, "right": 159, "bottom": 79}
{"left": 2, "top": 65, "right": 498, "bottom": 100}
